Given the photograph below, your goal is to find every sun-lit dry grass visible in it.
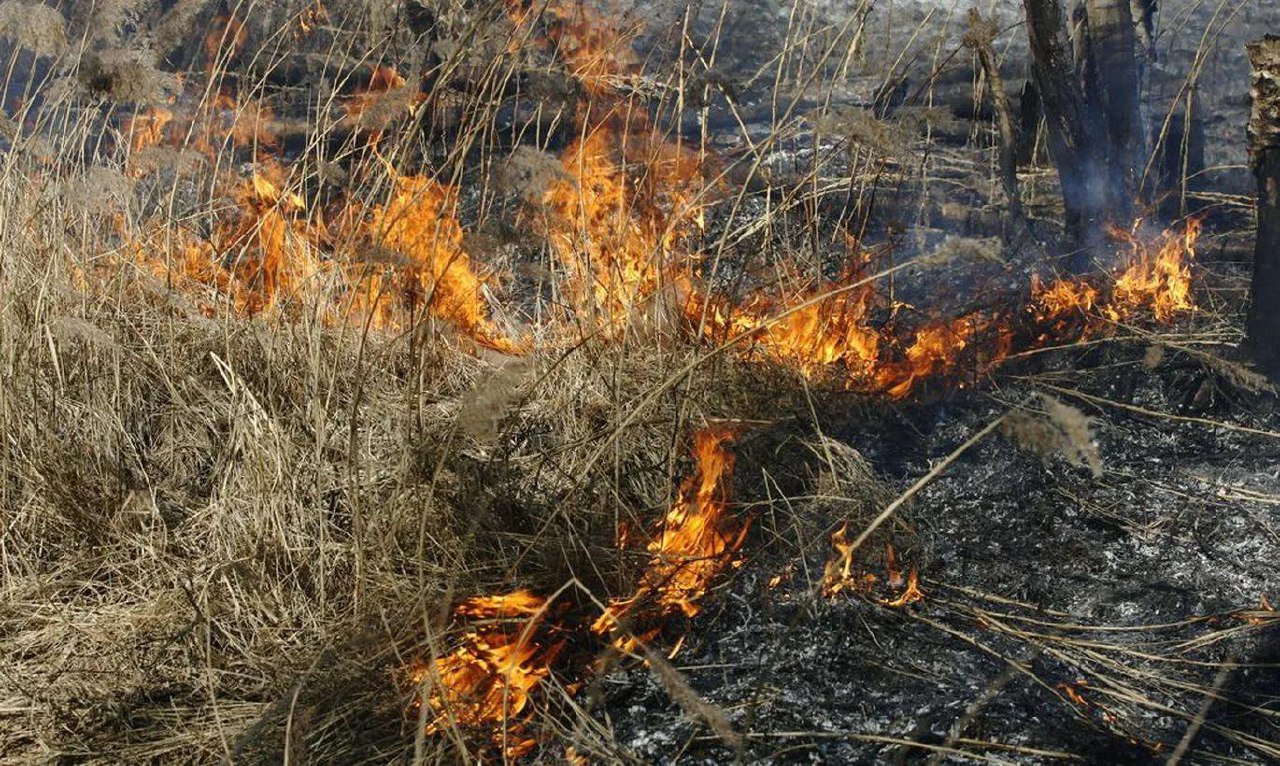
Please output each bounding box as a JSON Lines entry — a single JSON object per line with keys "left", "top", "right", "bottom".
{"left": 0, "top": 1, "right": 1269, "bottom": 764}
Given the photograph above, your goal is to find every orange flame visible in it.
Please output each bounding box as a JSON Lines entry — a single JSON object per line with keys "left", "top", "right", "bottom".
{"left": 593, "top": 424, "right": 746, "bottom": 650}
{"left": 364, "top": 172, "right": 518, "bottom": 350}
{"left": 1108, "top": 218, "right": 1199, "bottom": 323}
{"left": 880, "top": 567, "right": 924, "bottom": 608}
{"left": 1059, "top": 680, "right": 1090, "bottom": 708}
{"left": 510, "top": 0, "right": 640, "bottom": 97}
{"left": 689, "top": 263, "right": 882, "bottom": 384}
{"left": 123, "top": 106, "right": 173, "bottom": 154}
{"left": 821, "top": 528, "right": 924, "bottom": 606}
{"left": 204, "top": 13, "right": 246, "bottom": 74}
{"left": 416, "top": 590, "right": 562, "bottom": 760}
{"left": 820, "top": 522, "right": 877, "bottom": 597}
{"left": 540, "top": 125, "right": 705, "bottom": 334}
{"left": 341, "top": 66, "right": 423, "bottom": 139}
{"left": 416, "top": 425, "right": 746, "bottom": 757}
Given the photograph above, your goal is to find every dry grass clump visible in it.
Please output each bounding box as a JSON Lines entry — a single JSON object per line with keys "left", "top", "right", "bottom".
{"left": 0, "top": 207, "right": 459, "bottom": 762}
{"left": 1004, "top": 393, "right": 1104, "bottom": 477}
{"left": 802, "top": 437, "right": 901, "bottom": 560}
{"left": 0, "top": 148, "right": 792, "bottom": 760}
{"left": 78, "top": 48, "right": 178, "bottom": 105}
{"left": 0, "top": 1, "right": 67, "bottom": 56}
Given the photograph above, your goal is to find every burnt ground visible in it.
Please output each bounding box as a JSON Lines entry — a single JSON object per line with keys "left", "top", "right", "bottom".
{"left": 591, "top": 292, "right": 1280, "bottom": 763}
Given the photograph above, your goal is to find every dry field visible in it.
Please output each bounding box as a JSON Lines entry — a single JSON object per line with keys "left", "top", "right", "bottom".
{"left": 0, "top": 1, "right": 1274, "bottom": 763}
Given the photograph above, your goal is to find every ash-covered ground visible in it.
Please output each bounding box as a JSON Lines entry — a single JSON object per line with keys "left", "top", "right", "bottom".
{"left": 591, "top": 328, "right": 1280, "bottom": 763}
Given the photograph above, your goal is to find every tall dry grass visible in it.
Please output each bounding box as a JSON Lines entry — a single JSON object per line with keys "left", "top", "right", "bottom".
{"left": 0, "top": 0, "right": 1256, "bottom": 763}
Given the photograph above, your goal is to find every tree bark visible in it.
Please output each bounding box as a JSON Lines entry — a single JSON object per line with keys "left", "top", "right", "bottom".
{"left": 1022, "top": 0, "right": 1144, "bottom": 260}
{"left": 1022, "top": 0, "right": 1119, "bottom": 246}
{"left": 1246, "top": 36, "right": 1280, "bottom": 381}
{"left": 1081, "top": 0, "right": 1146, "bottom": 191}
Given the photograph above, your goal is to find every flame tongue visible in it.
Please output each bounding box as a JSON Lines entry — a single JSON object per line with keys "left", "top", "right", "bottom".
{"left": 420, "top": 590, "right": 561, "bottom": 760}
{"left": 364, "top": 173, "right": 518, "bottom": 350}
{"left": 592, "top": 424, "right": 745, "bottom": 650}
{"left": 418, "top": 425, "right": 746, "bottom": 756}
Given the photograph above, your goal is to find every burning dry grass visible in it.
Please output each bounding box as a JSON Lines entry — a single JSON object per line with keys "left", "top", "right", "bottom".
{"left": 0, "top": 0, "right": 1268, "bottom": 763}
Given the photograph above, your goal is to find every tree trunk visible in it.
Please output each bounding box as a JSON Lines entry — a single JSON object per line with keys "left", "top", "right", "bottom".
{"left": 1022, "top": 0, "right": 1144, "bottom": 262}
{"left": 1246, "top": 36, "right": 1280, "bottom": 381}
{"left": 966, "top": 10, "right": 1023, "bottom": 229}
{"left": 1081, "top": 0, "right": 1147, "bottom": 191}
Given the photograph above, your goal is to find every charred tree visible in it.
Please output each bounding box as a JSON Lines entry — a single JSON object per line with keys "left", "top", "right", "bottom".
{"left": 1022, "top": 0, "right": 1146, "bottom": 260}
{"left": 1079, "top": 0, "right": 1147, "bottom": 187}
{"left": 1246, "top": 36, "right": 1280, "bottom": 381}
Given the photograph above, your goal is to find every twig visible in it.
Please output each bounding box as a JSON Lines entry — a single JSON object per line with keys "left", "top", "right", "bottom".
{"left": 1034, "top": 382, "right": 1280, "bottom": 440}
{"left": 1164, "top": 654, "right": 1236, "bottom": 766}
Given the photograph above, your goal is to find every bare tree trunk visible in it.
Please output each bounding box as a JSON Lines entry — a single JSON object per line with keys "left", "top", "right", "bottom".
{"left": 1081, "top": 0, "right": 1147, "bottom": 190}
{"left": 1246, "top": 36, "right": 1280, "bottom": 381}
{"left": 966, "top": 10, "right": 1023, "bottom": 229}
{"left": 1130, "top": 0, "right": 1158, "bottom": 63}
{"left": 1022, "top": 0, "right": 1119, "bottom": 247}
{"left": 1022, "top": 0, "right": 1145, "bottom": 262}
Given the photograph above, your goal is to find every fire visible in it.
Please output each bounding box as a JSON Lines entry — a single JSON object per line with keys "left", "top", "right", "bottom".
{"left": 821, "top": 522, "right": 877, "bottom": 597}
{"left": 1033, "top": 274, "right": 1099, "bottom": 324}
{"left": 696, "top": 216, "right": 1198, "bottom": 400}
{"left": 416, "top": 590, "right": 562, "bottom": 760}
{"left": 297, "top": 0, "right": 327, "bottom": 36}
{"left": 1238, "top": 593, "right": 1277, "bottom": 626}
{"left": 78, "top": 5, "right": 1219, "bottom": 760}
{"left": 364, "top": 172, "right": 518, "bottom": 350}
{"left": 884, "top": 542, "right": 903, "bottom": 589}
{"left": 204, "top": 12, "right": 246, "bottom": 74}
{"left": 1034, "top": 218, "right": 1200, "bottom": 329}
{"left": 514, "top": 0, "right": 640, "bottom": 98}
{"left": 689, "top": 263, "right": 882, "bottom": 383}
{"left": 223, "top": 168, "right": 320, "bottom": 309}
{"left": 875, "top": 314, "right": 985, "bottom": 399}
{"left": 508, "top": 0, "right": 706, "bottom": 335}
{"left": 1059, "top": 680, "right": 1090, "bottom": 708}
{"left": 417, "top": 425, "right": 746, "bottom": 756}
{"left": 880, "top": 567, "right": 924, "bottom": 608}
{"left": 123, "top": 106, "right": 173, "bottom": 154}
{"left": 592, "top": 424, "right": 746, "bottom": 649}
{"left": 341, "top": 66, "right": 423, "bottom": 139}
{"left": 821, "top": 526, "right": 925, "bottom": 606}
{"left": 539, "top": 122, "right": 705, "bottom": 333}
{"left": 1108, "top": 218, "right": 1199, "bottom": 322}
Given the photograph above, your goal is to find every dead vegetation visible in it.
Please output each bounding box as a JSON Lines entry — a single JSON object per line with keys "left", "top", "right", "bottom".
{"left": 0, "top": 0, "right": 1274, "bottom": 763}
